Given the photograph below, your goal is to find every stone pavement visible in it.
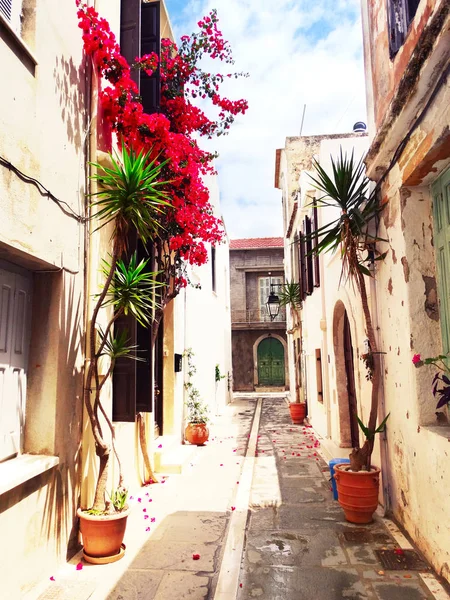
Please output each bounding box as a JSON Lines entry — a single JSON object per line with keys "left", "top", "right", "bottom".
{"left": 24, "top": 396, "right": 450, "bottom": 600}
{"left": 237, "top": 398, "right": 450, "bottom": 600}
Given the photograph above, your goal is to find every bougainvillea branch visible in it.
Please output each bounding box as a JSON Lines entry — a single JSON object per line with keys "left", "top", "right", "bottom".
{"left": 76, "top": 1, "right": 248, "bottom": 340}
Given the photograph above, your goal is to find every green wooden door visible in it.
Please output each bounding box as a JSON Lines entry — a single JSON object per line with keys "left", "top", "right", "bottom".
{"left": 432, "top": 168, "right": 450, "bottom": 354}
{"left": 258, "top": 338, "right": 285, "bottom": 386}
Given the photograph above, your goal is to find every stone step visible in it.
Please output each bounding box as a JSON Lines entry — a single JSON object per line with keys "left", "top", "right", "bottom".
{"left": 153, "top": 436, "right": 197, "bottom": 475}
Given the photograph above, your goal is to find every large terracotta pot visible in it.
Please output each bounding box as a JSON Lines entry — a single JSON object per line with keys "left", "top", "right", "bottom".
{"left": 289, "top": 402, "right": 306, "bottom": 424}
{"left": 334, "top": 464, "right": 381, "bottom": 524}
{"left": 185, "top": 422, "right": 209, "bottom": 445}
{"left": 78, "top": 508, "right": 129, "bottom": 563}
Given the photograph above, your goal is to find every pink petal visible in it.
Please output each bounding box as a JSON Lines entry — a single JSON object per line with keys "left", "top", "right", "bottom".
{"left": 151, "top": 517, "right": 156, "bottom": 522}
{"left": 144, "top": 515, "right": 149, "bottom": 519}
{"left": 50, "top": 576, "right": 55, "bottom": 581}
{"left": 192, "top": 553, "right": 200, "bottom": 560}
{"left": 138, "top": 498, "right": 142, "bottom": 503}
{"left": 76, "top": 562, "right": 83, "bottom": 571}
{"left": 146, "top": 527, "right": 151, "bottom": 532}
{"left": 143, "top": 508, "right": 147, "bottom": 512}
{"left": 220, "top": 464, "right": 223, "bottom": 466}
{"left": 158, "top": 444, "right": 162, "bottom": 449}
{"left": 129, "top": 496, "right": 134, "bottom": 500}
{"left": 148, "top": 499, "right": 153, "bottom": 502}
{"left": 231, "top": 506, "right": 236, "bottom": 511}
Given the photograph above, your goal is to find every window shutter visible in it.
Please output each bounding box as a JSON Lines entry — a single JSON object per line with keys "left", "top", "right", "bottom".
{"left": 298, "top": 232, "right": 306, "bottom": 301}
{"left": 135, "top": 240, "right": 155, "bottom": 413}
{"left": 140, "top": 1, "right": 161, "bottom": 114}
{"left": 303, "top": 217, "right": 313, "bottom": 295}
{"left": 312, "top": 205, "right": 320, "bottom": 288}
{"left": 113, "top": 230, "right": 138, "bottom": 422}
{"left": 432, "top": 169, "right": 450, "bottom": 355}
{"left": 387, "top": 0, "right": 407, "bottom": 58}
{"left": 120, "top": 0, "right": 141, "bottom": 89}
{"left": 0, "top": 0, "right": 13, "bottom": 22}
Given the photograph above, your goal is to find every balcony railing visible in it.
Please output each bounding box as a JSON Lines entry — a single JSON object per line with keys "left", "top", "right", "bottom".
{"left": 231, "top": 307, "right": 286, "bottom": 324}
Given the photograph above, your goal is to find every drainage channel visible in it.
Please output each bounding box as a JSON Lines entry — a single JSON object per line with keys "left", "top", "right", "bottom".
{"left": 213, "top": 397, "right": 263, "bottom": 600}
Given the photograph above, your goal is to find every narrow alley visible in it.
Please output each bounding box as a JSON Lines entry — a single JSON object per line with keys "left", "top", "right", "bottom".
{"left": 26, "top": 397, "right": 450, "bottom": 600}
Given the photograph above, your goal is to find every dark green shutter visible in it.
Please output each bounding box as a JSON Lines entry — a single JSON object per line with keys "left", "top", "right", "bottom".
{"left": 432, "top": 168, "right": 450, "bottom": 354}
{"left": 120, "top": 0, "right": 141, "bottom": 89}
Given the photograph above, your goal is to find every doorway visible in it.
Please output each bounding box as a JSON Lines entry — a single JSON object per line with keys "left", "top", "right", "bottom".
{"left": 343, "top": 311, "right": 359, "bottom": 448}
{"left": 257, "top": 337, "right": 285, "bottom": 386}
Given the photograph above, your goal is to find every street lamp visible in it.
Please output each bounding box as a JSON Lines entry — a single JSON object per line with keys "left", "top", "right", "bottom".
{"left": 266, "top": 284, "right": 281, "bottom": 321}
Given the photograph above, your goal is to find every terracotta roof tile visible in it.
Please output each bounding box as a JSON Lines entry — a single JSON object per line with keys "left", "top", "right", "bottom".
{"left": 229, "top": 237, "right": 284, "bottom": 250}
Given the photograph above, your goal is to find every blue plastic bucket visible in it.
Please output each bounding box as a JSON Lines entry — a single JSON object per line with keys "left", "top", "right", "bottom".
{"left": 329, "top": 458, "right": 351, "bottom": 500}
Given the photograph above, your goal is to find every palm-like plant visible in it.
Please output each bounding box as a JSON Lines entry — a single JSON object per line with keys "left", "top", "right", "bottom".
{"left": 84, "top": 144, "right": 168, "bottom": 513}
{"left": 308, "top": 149, "right": 386, "bottom": 471}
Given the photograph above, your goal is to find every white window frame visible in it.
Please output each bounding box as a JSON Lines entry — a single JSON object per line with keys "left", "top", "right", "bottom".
{"left": 258, "top": 276, "right": 284, "bottom": 322}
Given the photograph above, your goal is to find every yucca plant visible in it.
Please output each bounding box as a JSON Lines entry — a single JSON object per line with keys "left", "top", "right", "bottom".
{"left": 308, "top": 148, "right": 387, "bottom": 471}
{"left": 84, "top": 144, "right": 168, "bottom": 513}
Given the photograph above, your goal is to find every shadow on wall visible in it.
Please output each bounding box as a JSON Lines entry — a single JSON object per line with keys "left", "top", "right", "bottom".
{"left": 53, "top": 55, "right": 87, "bottom": 153}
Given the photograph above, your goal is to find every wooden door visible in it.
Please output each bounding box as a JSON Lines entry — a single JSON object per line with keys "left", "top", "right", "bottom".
{"left": 0, "top": 267, "right": 32, "bottom": 461}
{"left": 257, "top": 337, "right": 285, "bottom": 386}
{"left": 343, "top": 311, "right": 359, "bottom": 448}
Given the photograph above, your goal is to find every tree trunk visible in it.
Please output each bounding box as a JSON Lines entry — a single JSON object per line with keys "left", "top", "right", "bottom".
{"left": 92, "top": 448, "right": 110, "bottom": 511}
{"left": 351, "top": 267, "right": 380, "bottom": 471}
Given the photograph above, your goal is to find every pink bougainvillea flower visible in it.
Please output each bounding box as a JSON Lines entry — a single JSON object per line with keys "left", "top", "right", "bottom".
{"left": 161, "top": 480, "right": 166, "bottom": 484}
{"left": 394, "top": 548, "right": 404, "bottom": 555}
{"left": 143, "top": 508, "right": 147, "bottom": 512}
{"left": 146, "top": 527, "right": 151, "bottom": 532}
{"left": 148, "top": 499, "right": 153, "bottom": 502}
{"left": 158, "top": 444, "right": 162, "bottom": 449}
{"left": 137, "top": 498, "right": 142, "bottom": 503}
{"left": 145, "top": 492, "right": 149, "bottom": 496}
{"left": 239, "top": 583, "right": 243, "bottom": 588}
{"left": 231, "top": 506, "right": 236, "bottom": 511}
{"left": 50, "top": 576, "right": 55, "bottom": 581}
{"left": 412, "top": 354, "right": 421, "bottom": 364}
{"left": 129, "top": 496, "right": 134, "bottom": 500}
{"left": 76, "top": 562, "right": 83, "bottom": 571}
{"left": 144, "top": 515, "right": 149, "bottom": 520}
{"left": 220, "top": 463, "right": 223, "bottom": 466}
{"left": 192, "top": 553, "right": 200, "bottom": 560}
{"left": 233, "top": 449, "right": 237, "bottom": 452}
{"left": 151, "top": 517, "right": 156, "bottom": 522}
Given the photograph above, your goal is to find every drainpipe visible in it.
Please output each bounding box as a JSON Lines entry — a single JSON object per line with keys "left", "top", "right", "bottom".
{"left": 319, "top": 226, "right": 332, "bottom": 440}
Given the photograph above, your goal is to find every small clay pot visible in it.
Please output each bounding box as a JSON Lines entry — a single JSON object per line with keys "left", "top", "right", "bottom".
{"left": 185, "top": 422, "right": 209, "bottom": 445}
{"left": 77, "top": 508, "right": 129, "bottom": 563}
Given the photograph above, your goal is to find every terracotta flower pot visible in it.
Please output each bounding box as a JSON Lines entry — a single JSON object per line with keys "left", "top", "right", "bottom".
{"left": 77, "top": 508, "right": 129, "bottom": 563}
{"left": 333, "top": 464, "right": 381, "bottom": 524}
{"left": 289, "top": 402, "right": 306, "bottom": 424}
{"left": 185, "top": 422, "right": 209, "bottom": 445}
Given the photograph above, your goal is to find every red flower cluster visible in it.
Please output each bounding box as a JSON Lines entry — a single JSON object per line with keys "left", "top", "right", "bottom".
{"left": 76, "top": 2, "right": 247, "bottom": 296}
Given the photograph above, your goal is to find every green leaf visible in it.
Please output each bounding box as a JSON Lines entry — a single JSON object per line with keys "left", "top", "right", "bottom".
{"left": 356, "top": 416, "right": 372, "bottom": 439}
{"left": 375, "top": 413, "right": 390, "bottom": 434}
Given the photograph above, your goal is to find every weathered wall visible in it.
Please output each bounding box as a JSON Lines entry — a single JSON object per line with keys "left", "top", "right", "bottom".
{"left": 0, "top": 0, "right": 86, "bottom": 596}
{"left": 362, "top": 0, "right": 450, "bottom": 579}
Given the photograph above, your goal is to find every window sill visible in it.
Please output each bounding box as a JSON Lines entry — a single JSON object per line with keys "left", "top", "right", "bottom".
{"left": 422, "top": 424, "right": 450, "bottom": 440}
{"left": 0, "top": 13, "right": 38, "bottom": 75}
{"left": 0, "top": 454, "right": 59, "bottom": 496}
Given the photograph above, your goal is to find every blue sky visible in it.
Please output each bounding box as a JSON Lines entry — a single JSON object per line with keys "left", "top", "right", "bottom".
{"left": 163, "top": 0, "right": 367, "bottom": 240}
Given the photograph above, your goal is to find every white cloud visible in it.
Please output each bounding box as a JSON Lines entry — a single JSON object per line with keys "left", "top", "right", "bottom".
{"left": 167, "top": 0, "right": 367, "bottom": 239}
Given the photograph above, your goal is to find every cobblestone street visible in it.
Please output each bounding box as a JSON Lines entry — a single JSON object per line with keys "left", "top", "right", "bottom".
{"left": 25, "top": 396, "right": 449, "bottom": 600}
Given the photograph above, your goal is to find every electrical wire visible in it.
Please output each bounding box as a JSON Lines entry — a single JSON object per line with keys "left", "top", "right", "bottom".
{"left": 0, "top": 155, "right": 88, "bottom": 223}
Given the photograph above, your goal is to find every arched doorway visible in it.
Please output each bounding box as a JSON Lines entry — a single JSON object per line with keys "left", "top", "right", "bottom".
{"left": 343, "top": 311, "right": 359, "bottom": 448}
{"left": 257, "top": 337, "right": 285, "bottom": 386}
{"left": 333, "top": 301, "right": 359, "bottom": 447}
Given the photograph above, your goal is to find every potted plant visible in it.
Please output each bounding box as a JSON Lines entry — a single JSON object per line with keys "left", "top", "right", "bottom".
{"left": 279, "top": 281, "right": 305, "bottom": 424}
{"left": 307, "top": 149, "right": 389, "bottom": 523}
{"left": 78, "top": 144, "right": 168, "bottom": 563}
{"left": 183, "top": 349, "right": 210, "bottom": 445}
